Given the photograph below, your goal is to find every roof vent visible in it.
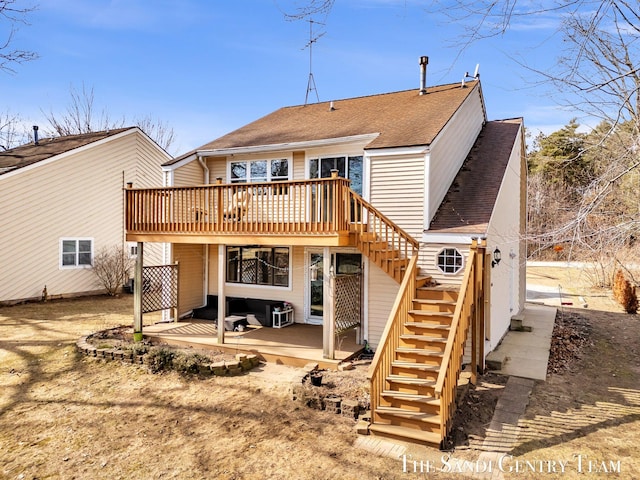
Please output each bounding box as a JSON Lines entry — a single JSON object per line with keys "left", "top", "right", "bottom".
{"left": 33, "top": 125, "right": 39, "bottom": 145}
{"left": 329, "top": 101, "right": 335, "bottom": 111}
{"left": 419, "top": 56, "right": 429, "bottom": 95}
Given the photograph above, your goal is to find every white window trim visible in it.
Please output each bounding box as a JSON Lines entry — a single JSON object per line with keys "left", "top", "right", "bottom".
{"left": 59, "top": 237, "right": 94, "bottom": 269}
{"left": 436, "top": 247, "right": 464, "bottom": 275}
{"left": 227, "top": 156, "right": 292, "bottom": 183}
{"left": 225, "top": 245, "right": 292, "bottom": 291}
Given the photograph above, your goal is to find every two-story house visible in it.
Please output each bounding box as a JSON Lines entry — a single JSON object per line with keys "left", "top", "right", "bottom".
{"left": 125, "top": 74, "right": 525, "bottom": 446}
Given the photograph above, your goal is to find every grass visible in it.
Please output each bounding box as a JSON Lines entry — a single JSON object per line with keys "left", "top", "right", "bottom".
{"left": 1, "top": 277, "right": 640, "bottom": 479}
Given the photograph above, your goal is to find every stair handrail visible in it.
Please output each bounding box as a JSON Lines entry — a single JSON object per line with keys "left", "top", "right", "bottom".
{"left": 346, "top": 188, "right": 419, "bottom": 256}
{"left": 366, "top": 255, "right": 419, "bottom": 420}
{"left": 433, "top": 244, "right": 478, "bottom": 441}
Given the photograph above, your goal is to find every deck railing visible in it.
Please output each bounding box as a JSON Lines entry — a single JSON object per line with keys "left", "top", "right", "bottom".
{"left": 433, "top": 240, "right": 482, "bottom": 442}
{"left": 125, "top": 177, "right": 352, "bottom": 236}
{"left": 366, "top": 255, "right": 419, "bottom": 422}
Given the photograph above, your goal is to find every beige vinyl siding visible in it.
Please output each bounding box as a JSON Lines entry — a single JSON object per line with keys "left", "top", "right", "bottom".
{"left": 418, "top": 243, "right": 470, "bottom": 285}
{"left": 486, "top": 124, "right": 524, "bottom": 351}
{"left": 173, "top": 243, "right": 205, "bottom": 316}
{"left": 207, "top": 156, "right": 227, "bottom": 183}
{"left": 206, "top": 245, "right": 305, "bottom": 322}
{"left": 0, "top": 130, "right": 167, "bottom": 302}
{"left": 172, "top": 160, "right": 204, "bottom": 186}
{"left": 427, "top": 88, "right": 485, "bottom": 224}
{"left": 369, "top": 155, "right": 425, "bottom": 239}
{"left": 293, "top": 151, "right": 305, "bottom": 179}
{"left": 366, "top": 260, "right": 399, "bottom": 348}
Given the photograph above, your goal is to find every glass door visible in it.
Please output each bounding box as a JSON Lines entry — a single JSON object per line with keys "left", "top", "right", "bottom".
{"left": 308, "top": 252, "right": 324, "bottom": 324}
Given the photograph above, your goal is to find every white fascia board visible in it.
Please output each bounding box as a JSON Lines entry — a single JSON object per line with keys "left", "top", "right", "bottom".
{"left": 196, "top": 133, "right": 380, "bottom": 157}
{"left": 162, "top": 153, "right": 197, "bottom": 172}
{"left": 0, "top": 127, "right": 139, "bottom": 182}
{"left": 421, "top": 232, "right": 485, "bottom": 245}
{"left": 365, "top": 145, "right": 429, "bottom": 157}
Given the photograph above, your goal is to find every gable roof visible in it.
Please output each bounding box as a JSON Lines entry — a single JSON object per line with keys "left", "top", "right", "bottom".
{"left": 427, "top": 118, "right": 523, "bottom": 234}
{"left": 0, "top": 127, "right": 133, "bottom": 176}
{"left": 166, "top": 81, "right": 481, "bottom": 166}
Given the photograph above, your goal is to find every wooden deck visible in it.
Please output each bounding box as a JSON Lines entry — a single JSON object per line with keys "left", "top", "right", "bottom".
{"left": 142, "top": 320, "right": 362, "bottom": 370}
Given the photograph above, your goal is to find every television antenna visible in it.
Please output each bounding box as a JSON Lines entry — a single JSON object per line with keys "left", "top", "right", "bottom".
{"left": 304, "top": 19, "right": 324, "bottom": 104}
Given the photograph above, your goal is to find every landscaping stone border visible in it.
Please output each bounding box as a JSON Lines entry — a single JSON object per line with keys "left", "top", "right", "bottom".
{"left": 76, "top": 334, "right": 260, "bottom": 376}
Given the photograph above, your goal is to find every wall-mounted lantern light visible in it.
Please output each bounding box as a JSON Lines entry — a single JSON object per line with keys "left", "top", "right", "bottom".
{"left": 492, "top": 247, "right": 502, "bottom": 268}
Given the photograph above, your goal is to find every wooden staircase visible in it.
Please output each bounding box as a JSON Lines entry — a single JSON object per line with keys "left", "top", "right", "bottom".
{"left": 343, "top": 187, "right": 486, "bottom": 447}
{"left": 366, "top": 241, "right": 486, "bottom": 448}
{"left": 369, "top": 279, "right": 460, "bottom": 446}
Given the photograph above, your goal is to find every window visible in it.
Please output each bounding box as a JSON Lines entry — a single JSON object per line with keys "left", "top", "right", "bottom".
{"left": 309, "top": 155, "right": 363, "bottom": 195}
{"left": 437, "top": 248, "right": 463, "bottom": 274}
{"left": 227, "top": 246, "right": 290, "bottom": 287}
{"left": 230, "top": 159, "right": 289, "bottom": 183}
{"left": 60, "top": 238, "right": 93, "bottom": 268}
{"left": 127, "top": 243, "right": 138, "bottom": 259}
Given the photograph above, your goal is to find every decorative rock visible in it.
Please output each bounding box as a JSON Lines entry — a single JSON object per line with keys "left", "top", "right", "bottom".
{"left": 341, "top": 399, "right": 360, "bottom": 419}
{"left": 355, "top": 419, "right": 370, "bottom": 435}
{"left": 338, "top": 362, "right": 354, "bottom": 371}
{"left": 324, "top": 396, "right": 342, "bottom": 414}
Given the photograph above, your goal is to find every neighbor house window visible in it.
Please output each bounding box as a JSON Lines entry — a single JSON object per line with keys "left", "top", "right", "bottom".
{"left": 60, "top": 238, "right": 93, "bottom": 268}
{"left": 437, "top": 248, "right": 463, "bottom": 274}
{"left": 230, "top": 159, "right": 290, "bottom": 183}
{"left": 226, "top": 246, "right": 290, "bottom": 287}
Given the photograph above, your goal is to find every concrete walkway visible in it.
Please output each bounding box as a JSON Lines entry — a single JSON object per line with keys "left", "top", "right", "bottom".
{"left": 485, "top": 303, "right": 556, "bottom": 380}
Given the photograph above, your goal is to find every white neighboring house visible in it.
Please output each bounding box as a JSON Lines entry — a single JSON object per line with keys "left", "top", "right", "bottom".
{"left": 0, "top": 127, "right": 171, "bottom": 304}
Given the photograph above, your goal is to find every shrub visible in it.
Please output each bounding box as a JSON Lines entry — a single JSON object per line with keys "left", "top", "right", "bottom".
{"left": 613, "top": 269, "right": 638, "bottom": 314}
{"left": 172, "top": 351, "right": 205, "bottom": 375}
{"left": 145, "top": 347, "right": 175, "bottom": 373}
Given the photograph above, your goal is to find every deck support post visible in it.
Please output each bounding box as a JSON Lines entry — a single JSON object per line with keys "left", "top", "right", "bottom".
{"left": 133, "top": 242, "right": 144, "bottom": 340}
{"left": 322, "top": 247, "right": 335, "bottom": 359}
{"left": 217, "top": 244, "right": 226, "bottom": 344}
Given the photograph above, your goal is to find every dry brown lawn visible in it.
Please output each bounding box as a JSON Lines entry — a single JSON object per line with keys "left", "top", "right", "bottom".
{"left": 2, "top": 264, "right": 640, "bottom": 479}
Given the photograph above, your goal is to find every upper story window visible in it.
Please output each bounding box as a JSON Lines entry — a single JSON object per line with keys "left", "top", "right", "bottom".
{"left": 437, "top": 248, "right": 463, "bottom": 275}
{"left": 60, "top": 238, "right": 93, "bottom": 268}
{"left": 309, "top": 155, "right": 363, "bottom": 195}
{"left": 230, "top": 159, "right": 289, "bottom": 183}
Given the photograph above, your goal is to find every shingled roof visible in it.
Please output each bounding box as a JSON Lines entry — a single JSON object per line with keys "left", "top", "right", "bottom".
{"left": 0, "top": 127, "right": 133, "bottom": 176}
{"left": 166, "top": 81, "right": 480, "bottom": 165}
{"left": 427, "top": 118, "right": 523, "bottom": 234}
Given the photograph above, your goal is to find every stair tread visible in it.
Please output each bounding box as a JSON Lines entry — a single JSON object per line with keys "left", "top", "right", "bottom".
{"left": 369, "top": 423, "right": 441, "bottom": 446}
{"left": 396, "top": 347, "right": 444, "bottom": 356}
{"left": 386, "top": 375, "right": 436, "bottom": 386}
{"left": 409, "top": 310, "right": 454, "bottom": 317}
{"left": 381, "top": 390, "right": 439, "bottom": 404}
{"left": 392, "top": 361, "right": 440, "bottom": 371}
{"left": 418, "top": 284, "right": 460, "bottom": 292}
{"left": 400, "top": 334, "right": 447, "bottom": 342}
{"left": 404, "top": 322, "right": 450, "bottom": 329}
{"left": 413, "top": 298, "right": 457, "bottom": 305}
{"left": 376, "top": 406, "right": 441, "bottom": 424}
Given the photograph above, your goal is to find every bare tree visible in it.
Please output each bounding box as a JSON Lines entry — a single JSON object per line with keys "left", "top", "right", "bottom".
{"left": 44, "top": 83, "right": 176, "bottom": 152}
{"left": 0, "top": 109, "right": 26, "bottom": 150}
{"left": 44, "top": 84, "right": 125, "bottom": 137}
{"left": 1, "top": 0, "right": 37, "bottom": 73}
{"left": 92, "top": 245, "right": 135, "bottom": 296}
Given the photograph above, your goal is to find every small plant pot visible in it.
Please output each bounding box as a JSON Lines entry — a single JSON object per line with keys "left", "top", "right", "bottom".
{"left": 310, "top": 372, "right": 323, "bottom": 387}
{"left": 133, "top": 332, "right": 143, "bottom": 342}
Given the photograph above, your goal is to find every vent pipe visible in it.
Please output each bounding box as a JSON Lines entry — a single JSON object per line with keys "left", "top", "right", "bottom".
{"left": 419, "top": 56, "right": 429, "bottom": 95}
{"left": 33, "top": 125, "right": 39, "bottom": 145}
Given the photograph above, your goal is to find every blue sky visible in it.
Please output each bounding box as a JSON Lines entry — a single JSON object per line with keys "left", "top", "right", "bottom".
{"left": 2, "top": 0, "right": 571, "bottom": 154}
